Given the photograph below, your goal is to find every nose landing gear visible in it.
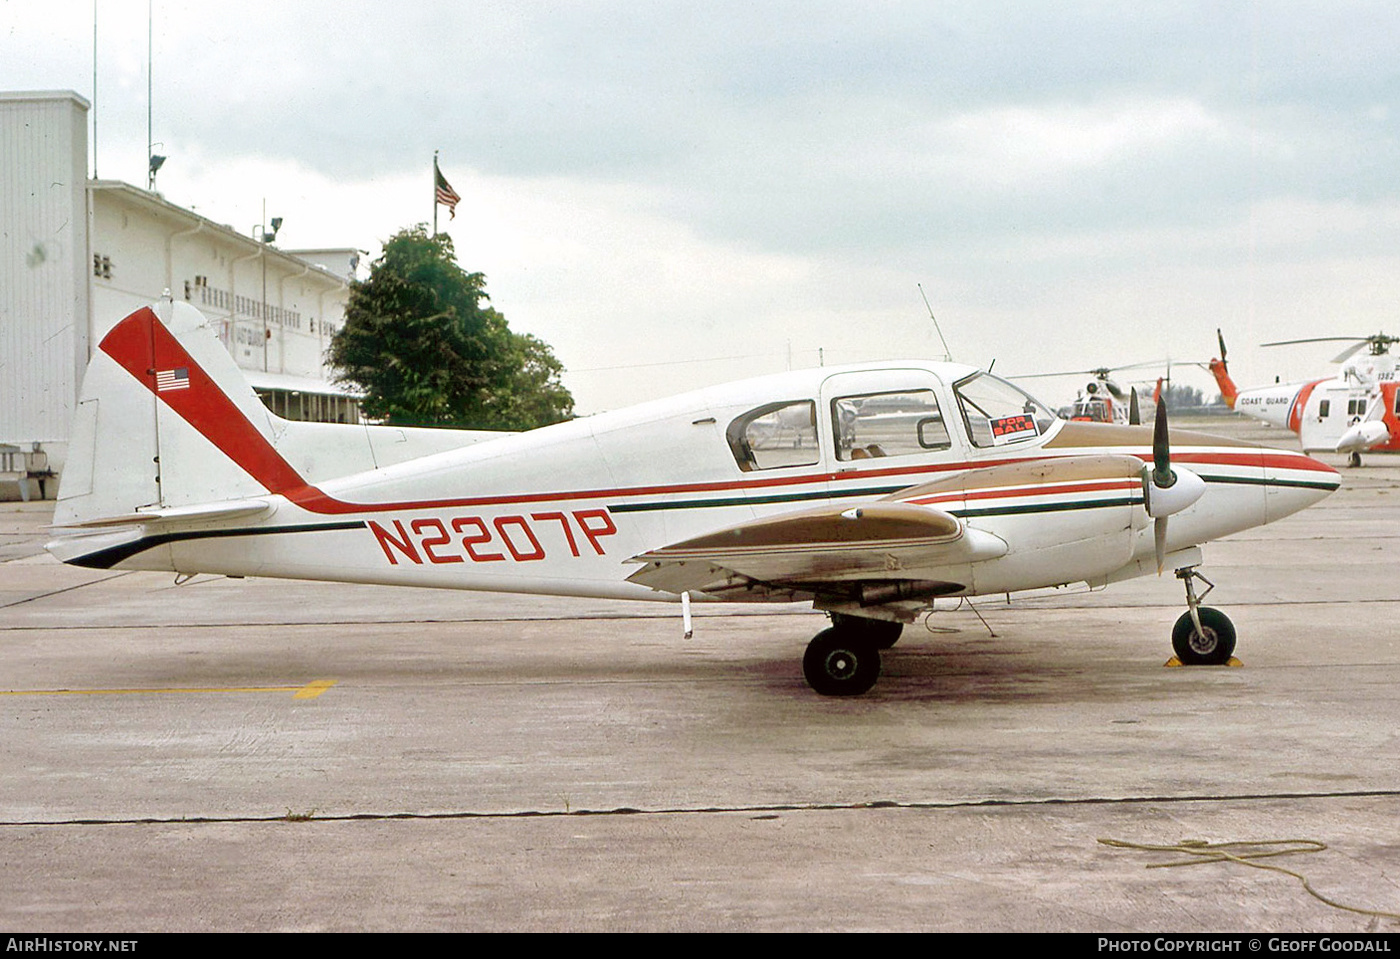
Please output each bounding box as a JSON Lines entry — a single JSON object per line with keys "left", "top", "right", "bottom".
{"left": 1171, "top": 567, "right": 1237, "bottom": 665}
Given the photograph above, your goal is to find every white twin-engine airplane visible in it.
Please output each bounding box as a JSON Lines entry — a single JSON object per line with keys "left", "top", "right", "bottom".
{"left": 48, "top": 300, "right": 1341, "bottom": 695}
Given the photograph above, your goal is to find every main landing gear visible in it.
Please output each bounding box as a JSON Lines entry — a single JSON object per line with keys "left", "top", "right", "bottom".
{"left": 803, "top": 615, "right": 905, "bottom": 696}
{"left": 1171, "top": 567, "right": 1237, "bottom": 665}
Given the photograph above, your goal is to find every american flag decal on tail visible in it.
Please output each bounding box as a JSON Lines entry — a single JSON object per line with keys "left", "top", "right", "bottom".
{"left": 155, "top": 367, "right": 190, "bottom": 392}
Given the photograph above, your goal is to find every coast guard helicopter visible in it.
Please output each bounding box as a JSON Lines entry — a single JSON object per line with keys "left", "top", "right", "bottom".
{"left": 1015, "top": 363, "right": 1168, "bottom": 425}
{"left": 47, "top": 301, "right": 1339, "bottom": 695}
{"left": 1209, "top": 330, "right": 1400, "bottom": 467}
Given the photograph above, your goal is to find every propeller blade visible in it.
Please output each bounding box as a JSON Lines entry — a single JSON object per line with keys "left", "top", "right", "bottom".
{"left": 1129, "top": 388, "right": 1141, "bottom": 426}
{"left": 1152, "top": 397, "right": 1174, "bottom": 489}
{"left": 1217, "top": 329, "right": 1228, "bottom": 370}
{"left": 1142, "top": 396, "right": 1207, "bottom": 574}
{"left": 1152, "top": 398, "right": 1173, "bottom": 572}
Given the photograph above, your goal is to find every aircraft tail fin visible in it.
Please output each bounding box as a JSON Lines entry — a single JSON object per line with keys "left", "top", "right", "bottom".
{"left": 53, "top": 299, "right": 311, "bottom": 530}
{"left": 1208, "top": 358, "right": 1238, "bottom": 409}
{"left": 1209, "top": 329, "right": 1238, "bottom": 409}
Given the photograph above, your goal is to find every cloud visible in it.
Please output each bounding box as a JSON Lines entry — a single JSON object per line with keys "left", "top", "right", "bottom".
{"left": 8, "top": 1, "right": 1400, "bottom": 411}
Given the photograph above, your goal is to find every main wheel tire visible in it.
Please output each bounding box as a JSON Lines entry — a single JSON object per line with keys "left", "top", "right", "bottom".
{"left": 1171, "top": 607, "right": 1237, "bottom": 665}
{"left": 803, "top": 628, "right": 881, "bottom": 696}
{"left": 830, "top": 612, "right": 904, "bottom": 649}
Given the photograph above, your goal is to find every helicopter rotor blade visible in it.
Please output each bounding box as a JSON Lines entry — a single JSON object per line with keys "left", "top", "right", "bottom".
{"left": 1332, "top": 341, "right": 1369, "bottom": 364}
{"left": 1261, "top": 336, "right": 1370, "bottom": 347}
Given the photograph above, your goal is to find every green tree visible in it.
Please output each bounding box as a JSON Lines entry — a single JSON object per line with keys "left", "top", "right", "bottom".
{"left": 328, "top": 226, "right": 573, "bottom": 430}
{"left": 1159, "top": 382, "right": 1207, "bottom": 410}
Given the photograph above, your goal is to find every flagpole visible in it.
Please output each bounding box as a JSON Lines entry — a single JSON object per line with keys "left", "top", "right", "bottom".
{"left": 432, "top": 150, "right": 439, "bottom": 236}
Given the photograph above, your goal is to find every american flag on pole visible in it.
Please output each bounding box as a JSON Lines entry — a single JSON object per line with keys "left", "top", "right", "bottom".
{"left": 435, "top": 161, "right": 461, "bottom": 220}
{"left": 156, "top": 367, "right": 190, "bottom": 392}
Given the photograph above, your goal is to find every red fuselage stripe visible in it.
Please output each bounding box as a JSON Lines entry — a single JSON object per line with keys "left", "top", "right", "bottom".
{"left": 1288, "top": 380, "right": 1323, "bottom": 434}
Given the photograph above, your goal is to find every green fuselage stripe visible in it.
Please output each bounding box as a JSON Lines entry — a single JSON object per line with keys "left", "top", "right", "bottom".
{"left": 70, "top": 521, "right": 368, "bottom": 570}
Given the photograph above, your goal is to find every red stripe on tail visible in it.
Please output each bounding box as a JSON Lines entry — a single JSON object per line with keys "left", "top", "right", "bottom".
{"left": 98, "top": 307, "right": 314, "bottom": 497}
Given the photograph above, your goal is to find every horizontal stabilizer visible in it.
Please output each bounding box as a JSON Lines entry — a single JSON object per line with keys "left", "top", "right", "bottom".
{"left": 50, "top": 498, "right": 273, "bottom": 530}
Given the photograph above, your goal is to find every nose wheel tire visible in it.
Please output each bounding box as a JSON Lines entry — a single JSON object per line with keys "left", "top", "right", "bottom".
{"left": 1171, "top": 606, "right": 1236, "bottom": 665}
{"left": 803, "top": 628, "right": 881, "bottom": 696}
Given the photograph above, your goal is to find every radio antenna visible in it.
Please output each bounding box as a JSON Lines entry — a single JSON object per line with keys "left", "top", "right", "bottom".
{"left": 917, "top": 283, "right": 954, "bottom": 362}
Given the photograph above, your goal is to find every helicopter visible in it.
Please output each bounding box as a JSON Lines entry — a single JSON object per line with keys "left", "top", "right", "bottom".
{"left": 1014, "top": 363, "right": 1170, "bottom": 426}
{"left": 1209, "top": 331, "right": 1400, "bottom": 467}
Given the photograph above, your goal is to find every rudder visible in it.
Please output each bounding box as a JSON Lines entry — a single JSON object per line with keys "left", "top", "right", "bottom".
{"left": 54, "top": 299, "right": 298, "bottom": 528}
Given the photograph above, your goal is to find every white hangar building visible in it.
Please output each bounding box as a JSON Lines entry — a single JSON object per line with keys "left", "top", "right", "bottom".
{"left": 2, "top": 90, "right": 362, "bottom": 500}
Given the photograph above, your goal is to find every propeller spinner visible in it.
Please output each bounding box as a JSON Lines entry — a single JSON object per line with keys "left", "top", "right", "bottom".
{"left": 1141, "top": 399, "right": 1206, "bottom": 572}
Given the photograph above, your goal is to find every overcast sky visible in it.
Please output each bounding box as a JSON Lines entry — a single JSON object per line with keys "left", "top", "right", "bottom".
{"left": 7, "top": 1, "right": 1400, "bottom": 412}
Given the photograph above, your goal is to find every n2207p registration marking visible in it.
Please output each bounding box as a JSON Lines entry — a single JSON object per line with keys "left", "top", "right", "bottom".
{"left": 368, "top": 508, "right": 617, "bottom": 565}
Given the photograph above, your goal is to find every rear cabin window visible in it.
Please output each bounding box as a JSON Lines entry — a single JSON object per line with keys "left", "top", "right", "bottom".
{"left": 727, "top": 400, "right": 819, "bottom": 472}
{"left": 832, "top": 390, "right": 950, "bottom": 461}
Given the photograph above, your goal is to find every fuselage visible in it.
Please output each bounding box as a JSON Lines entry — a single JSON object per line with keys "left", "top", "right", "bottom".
{"left": 52, "top": 346, "right": 1340, "bottom": 604}
{"left": 1234, "top": 376, "right": 1400, "bottom": 454}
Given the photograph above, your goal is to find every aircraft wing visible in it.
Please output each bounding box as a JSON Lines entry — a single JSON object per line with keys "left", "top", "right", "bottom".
{"left": 626, "top": 453, "right": 1155, "bottom": 609}
{"left": 624, "top": 501, "right": 1008, "bottom": 601}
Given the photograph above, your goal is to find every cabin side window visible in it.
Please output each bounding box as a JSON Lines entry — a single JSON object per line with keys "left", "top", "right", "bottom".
{"left": 831, "top": 390, "right": 950, "bottom": 461}
{"left": 1318, "top": 399, "right": 1331, "bottom": 419}
{"left": 727, "top": 400, "right": 820, "bottom": 472}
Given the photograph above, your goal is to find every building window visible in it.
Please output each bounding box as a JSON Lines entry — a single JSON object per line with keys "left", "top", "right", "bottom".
{"left": 253, "top": 388, "right": 362, "bottom": 424}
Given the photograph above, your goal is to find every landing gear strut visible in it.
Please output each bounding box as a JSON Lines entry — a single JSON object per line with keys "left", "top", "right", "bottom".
{"left": 1170, "top": 567, "right": 1236, "bottom": 665}
{"left": 829, "top": 612, "right": 904, "bottom": 649}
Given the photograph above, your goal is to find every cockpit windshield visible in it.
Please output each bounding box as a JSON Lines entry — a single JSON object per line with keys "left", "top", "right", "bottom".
{"left": 952, "top": 372, "right": 1057, "bottom": 448}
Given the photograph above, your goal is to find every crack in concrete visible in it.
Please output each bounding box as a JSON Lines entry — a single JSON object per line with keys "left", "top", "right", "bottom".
{"left": 6, "top": 787, "right": 1400, "bottom": 829}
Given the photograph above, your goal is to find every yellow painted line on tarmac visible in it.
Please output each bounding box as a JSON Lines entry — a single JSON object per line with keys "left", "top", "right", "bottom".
{"left": 292, "top": 679, "right": 337, "bottom": 699}
{"left": 0, "top": 679, "right": 338, "bottom": 699}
